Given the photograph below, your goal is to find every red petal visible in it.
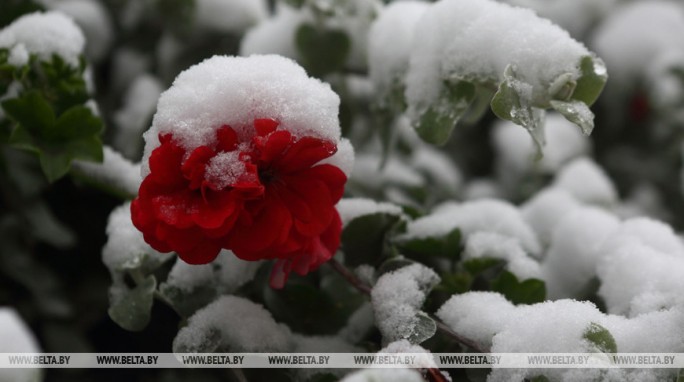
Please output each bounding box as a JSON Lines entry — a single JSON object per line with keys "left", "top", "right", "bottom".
{"left": 181, "top": 146, "right": 214, "bottom": 190}
{"left": 148, "top": 136, "right": 185, "bottom": 187}
{"left": 229, "top": 194, "right": 293, "bottom": 256}
{"left": 256, "top": 130, "right": 292, "bottom": 164}
{"left": 298, "top": 164, "right": 347, "bottom": 202}
{"left": 276, "top": 137, "right": 336, "bottom": 173}
{"left": 269, "top": 259, "right": 291, "bottom": 289}
{"left": 254, "top": 118, "right": 279, "bottom": 136}
{"left": 190, "top": 190, "right": 239, "bottom": 229}
{"left": 176, "top": 240, "right": 222, "bottom": 265}
{"left": 216, "top": 125, "right": 238, "bottom": 152}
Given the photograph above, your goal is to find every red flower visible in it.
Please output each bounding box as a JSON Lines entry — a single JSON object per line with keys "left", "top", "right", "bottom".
{"left": 131, "top": 119, "right": 346, "bottom": 288}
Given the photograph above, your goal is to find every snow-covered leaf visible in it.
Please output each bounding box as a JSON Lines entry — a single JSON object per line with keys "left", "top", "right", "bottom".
{"left": 108, "top": 275, "right": 156, "bottom": 332}
{"left": 414, "top": 80, "right": 475, "bottom": 145}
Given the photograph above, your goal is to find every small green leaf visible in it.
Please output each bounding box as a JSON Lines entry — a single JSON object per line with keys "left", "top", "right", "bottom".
{"left": 295, "top": 24, "right": 350, "bottom": 77}
{"left": 550, "top": 100, "right": 594, "bottom": 135}
{"left": 491, "top": 65, "right": 545, "bottom": 151}
{"left": 39, "top": 151, "right": 72, "bottom": 183}
{"left": 572, "top": 55, "right": 608, "bottom": 106}
{"left": 463, "top": 257, "right": 506, "bottom": 275}
{"left": 491, "top": 271, "right": 546, "bottom": 305}
{"left": 66, "top": 135, "right": 104, "bottom": 162}
{"left": 377, "top": 256, "right": 415, "bottom": 276}
{"left": 414, "top": 80, "right": 475, "bottom": 145}
{"left": 47, "top": 105, "right": 103, "bottom": 141}
{"left": 397, "top": 228, "right": 461, "bottom": 259}
{"left": 8, "top": 125, "right": 39, "bottom": 152}
{"left": 341, "top": 212, "right": 403, "bottom": 267}
{"left": 583, "top": 322, "right": 618, "bottom": 354}
{"left": 1, "top": 91, "right": 55, "bottom": 135}
{"left": 407, "top": 311, "right": 437, "bottom": 344}
{"left": 108, "top": 276, "right": 157, "bottom": 332}
{"left": 434, "top": 271, "right": 472, "bottom": 295}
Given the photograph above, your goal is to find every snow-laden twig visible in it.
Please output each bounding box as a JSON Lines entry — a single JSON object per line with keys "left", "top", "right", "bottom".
{"left": 327, "top": 258, "right": 490, "bottom": 353}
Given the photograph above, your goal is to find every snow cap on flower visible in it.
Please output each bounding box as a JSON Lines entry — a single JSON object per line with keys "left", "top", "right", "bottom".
{"left": 142, "top": 54, "right": 342, "bottom": 174}
{"left": 133, "top": 54, "right": 350, "bottom": 288}
{"left": 0, "top": 11, "right": 85, "bottom": 68}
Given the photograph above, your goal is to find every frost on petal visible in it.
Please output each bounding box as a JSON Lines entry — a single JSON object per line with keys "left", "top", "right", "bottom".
{"left": 553, "top": 157, "right": 618, "bottom": 206}
{"left": 194, "top": 0, "right": 268, "bottom": 34}
{"left": 0, "top": 11, "right": 85, "bottom": 67}
{"left": 464, "top": 232, "right": 541, "bottom": 280}
{"left": 436, "top": 292, "right": 515, "bottom": 349}
{"left": 400, "top": 199, "right": 541, "bottom": 256}
{"left": 336, "top": 198, "right": 404, "bottom": 226}
{"left": 340, "top": 369, "right": 424, "bottom": 382}
{"left": 371, "top": 264, "right": 440, "bottom": 344}
{"left": 0, "top": 308, "right": 43, "bottom": 382}
{"left": 142, "top": 55, "right": 341, "bottom": 175}
{"left": 521, "top": 188, "right": 582, "bottom": 248}
{"left": 173, "top": 296, "right": 292, "bottom": 353}
{"left": 102, "top": 202, "right": 167, "bottom": 272}
{"left": 541, "top": 207, "right": 620, "bottom": 299}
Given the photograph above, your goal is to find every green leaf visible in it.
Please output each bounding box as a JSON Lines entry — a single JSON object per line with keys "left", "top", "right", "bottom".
{"left": 407, "top": 311, "right": 437, "bottom": 344}
{"left": 491, "top": 271, "right": 546, "bottom": 305}
{"left": 158, "top": 283, "right": 217, "bottom": 318}
{"left": 583, "top": 322, "right": 618, "bottom": 354}
{"left": 39, "top": 151, "right": 72, "bottom": 183}
{"left": 108, "top": 275, "right": 157, "bottom": 332}
{"left": 341, "top": 212, "right": 403, "bottom": 267}
{"left": 434, "top": 271, "right": 472, "bottom": 295}
{"left": 414, "top": 80, "right": 475, "bottom": 145}
{"left": 491, "top": 65, "right": 545, "bottom": 151}
{"left": 1, "top": 91, "right": 55, "bottom": 135}
{"left": 550, "top": 99, "right": 594, "bottom": 135}
{"left": 264, "top": 277, "right": 351, "bottom": 334}
{"left": 571, "top": 55, "right": 608, "bottom": 106}
{"left": 295, "top": 23, "right": 350, "bottom": 77}
{"left": 377, "top": 256, "right": 415, "bottom": 276}
{"left": 463, "top": 257, "right": 506, "bottom": 275}
{"left": 47, "top": 105, "right": 103, "bottom": 141}
{"left": 66, "top": 135, "right": 104, "bottom": 162}
{"left": 8, "top": 125, "right": 39, "bottom": 153}
{"left": 397, "top": 228, "right": 461, "bottom": 259}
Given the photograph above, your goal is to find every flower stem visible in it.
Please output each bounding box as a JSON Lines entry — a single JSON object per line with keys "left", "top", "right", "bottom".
{"left": 327, "top": 258, "right": 490, "bottom": 353}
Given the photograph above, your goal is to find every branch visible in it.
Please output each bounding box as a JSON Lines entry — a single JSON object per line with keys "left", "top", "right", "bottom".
{"left": 327, "top": 258, "right": 490, "bottom": 353}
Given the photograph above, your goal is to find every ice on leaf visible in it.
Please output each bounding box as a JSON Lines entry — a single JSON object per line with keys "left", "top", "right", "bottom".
{"left": 402, "top": 0, "right": 606, "bottom": 146}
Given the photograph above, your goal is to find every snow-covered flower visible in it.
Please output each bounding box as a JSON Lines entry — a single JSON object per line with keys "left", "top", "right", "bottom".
{"left": 132, "top": 55, "right": 351, "bottom": 288}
